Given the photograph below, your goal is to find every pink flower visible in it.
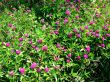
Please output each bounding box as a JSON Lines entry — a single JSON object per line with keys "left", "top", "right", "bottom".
{"left": 63, "top": 49, "right": 67, "bottom": 52}
{"left": 106, "top": 34, "right": 110, "bottom": 37}
{"left": 54, "top": 56, "right": 59, "bottom": 61}
{"left": 32, "top": 45, "right": 36, "bottom": 49}
{"left": 101, "top": 44, "right": 105, "bottom": 48}
{"left": 16, "top": 50, "right": 21, "bottom": 55}
{"left": 54, "top": 30, "right": 59, "bottom": 35}
{"left": 25, "top": 34, "right": 28, "bottom": 37}
{"left": 76, "top": 16, "right": 79, "bottom": 19}
{"left": 6, "top": 43, "right": 10, "bottom": 47}
{"left": 41, "top": 19, "right": 45, "bottom": 23}
{"left": 90, "top": 29, "right": 93, "bottom": 32}
{"left": 56, "top": 43, "right": 60, "bottom": 48}
{"left": 86, "top": 46, "right": 90, "bottom": 52}
{"left": 79, "top": 27, "right": 84, "bottom": 32}
{"left": 84, "top": 54, "right": 88, "bottom": 59}
{"left": 89, "top": 21, "right": 94, "bottom": 25}
{"left": 36, "top": 68, "right": 41, "bottom": 73}
{"left": 95, "top": 30, "right": 99, "bottom": 33}
{"left": 37, "top": 39, "right": 42, "bottom": 43}
{"left": 2, "top": 42, "right": 5, "bottom": 45}
{"left": 73, "top": 28, "right": 77, "bottom": 33}
{"left": 101, "top": 37, "right": 105, "bottom": 41}
{"left": 19, "top": 43, "right": 22, "bottom": 46}
{"left": 29, "top": 40, "right": 32, "bottom": 44}
{"left": 85, "top": 26, "right": 88, "bottom": 29}
{"left": 92, "top": 32, "right": 95, "bottom": 36}
{"left": 19, "top": 68, "right": 25, "bottom": 75}
{"left": 35, "top": 47, "right": 39, "bottom": 51}
{"left": 64, "top": 18, "right": 68, "bottom": 24}
{"left": 67, "top": 53, "right": 72, "bottom": 57}
{"left": 19, "top": 38, "right": 23, "bottom": 42}
{"left": 68, "top": 33, "right": 72, "bottom": 38}
{"left": 78, "top": 0, "right": 80, "bottom": 2}
{"left": 12, "top": 8, "right": 17, "bottom": 11}
{"left": 26, "top": 9, "right": 31, "bottom": 13}
{"left": 9, "top": 71, "right": 14, "bottom": 76}
{"left": 95, "top": 33, "right": 99, "bottom": 38}
{"left": 66, "top": 0, "right": 70, "bottom": 3}
{"left": 8, "top": 23, "right": 13, "bottom": 27}
{"left": 76, "top": 34, "right": 81, "bottom": 38}
{"left": 86, "top": 32, "right": 90, "bottom": 36}
{"left": 66, "top": 59, "right": 70, "bottom": 63}
{"left": 42, "top": 45, "right": 48, "bottom": 51}
{"left": 65, "top": 9, "right": 70, "bottom": 15}
{"left": 44, "top": 67, "right": 49, "bottom": 72}
{"left": 55, "top": 21, "right": 59, "bottom": 25}
{"left": 30, "top": 62, "right": 37, "bottom": 69}
{"left": 76, "top": 56, "right": 81, "bottom": 60}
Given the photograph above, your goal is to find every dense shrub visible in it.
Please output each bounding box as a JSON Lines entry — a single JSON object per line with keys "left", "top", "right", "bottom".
{"left": 0, "top": 0, "right": 110, "bottom": 82}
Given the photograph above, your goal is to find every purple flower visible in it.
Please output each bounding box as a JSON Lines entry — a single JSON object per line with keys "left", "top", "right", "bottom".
{"left": 86, "top": 46, "right": 90, "bottom": 52}
{"left": 19, "top": 68, "right": 25, "bottom": 75}
{"left": 30, "top": 62, "right": 37, "bottom": 69}
{"left": 9, "top": 70, "right": 14, "bottom": 76}
{"left": 6, "top": 42, "right": 10, "bottom": 47}
{"left": 44, "top": 67, "right": 49, "bottom": 72}
{"left": 65, "top": 9, "right": 70, "bottom": 15}
{"left": 19, "top": 38, "right": 23, "bottom": 42}
{"left": 84, "top": 54, "right": 88, "bottom": 59}
{"left": 42, "top": 45, "right": 48, "bottom": 51}
{"left": 16, "top": 50, "right": 21, "bottom": 55}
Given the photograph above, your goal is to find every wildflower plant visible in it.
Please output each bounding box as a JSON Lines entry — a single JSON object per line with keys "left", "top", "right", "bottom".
{"left": 0, "top": 0, "right": 110, "bottom": 82}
